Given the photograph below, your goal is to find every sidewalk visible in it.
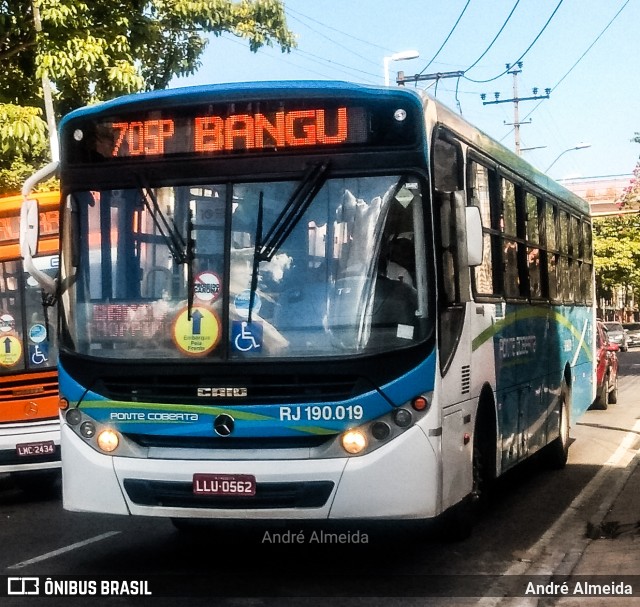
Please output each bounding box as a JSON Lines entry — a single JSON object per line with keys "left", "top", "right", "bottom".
{"left": 554, "top": 446, "right": 640, "bottom": 606}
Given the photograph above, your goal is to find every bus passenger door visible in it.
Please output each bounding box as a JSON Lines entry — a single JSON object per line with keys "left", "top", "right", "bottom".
{"left": 433, "top": 132, "right": 475, "bottom": 509}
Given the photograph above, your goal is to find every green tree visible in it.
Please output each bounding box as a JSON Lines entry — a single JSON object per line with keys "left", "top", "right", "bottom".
{"left": 615, "top": 133, "right": 640, "bottom": 209}
{"left": 593, "top": 213, "right": 640, "bottom": 313}
{"left": 590, "top": 133, "right": 640, "bottom": 314}
{"left": 0, "top": 0, "right": 295, "bottom": 193}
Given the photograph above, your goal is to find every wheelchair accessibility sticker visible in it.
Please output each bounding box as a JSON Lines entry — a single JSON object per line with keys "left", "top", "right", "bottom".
{"left": 232, "top": 320, "right": 263, "bottom": 352}
{"left": 29, "top": 343, "right": 49, "bottom": 365}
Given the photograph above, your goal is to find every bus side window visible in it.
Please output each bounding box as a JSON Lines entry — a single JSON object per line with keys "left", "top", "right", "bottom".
{"left": 581, "top": 220, "right": 594, "bottom": 305}
{"left": 545, "top": 201, "right": 559, "bottom": 302}
{"left": 525, "top": 192, "right": 543, "bottom": 299}
{"left": 500, "top": 177, "right": 526, "bottom": 300}
{"left": 468, "top": 161, "right": 495, "bottom": 296}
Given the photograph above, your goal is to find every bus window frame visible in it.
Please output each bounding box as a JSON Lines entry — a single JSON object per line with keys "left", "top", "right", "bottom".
{"left": 466, "top": 148, "right": 592, "bottom": 309}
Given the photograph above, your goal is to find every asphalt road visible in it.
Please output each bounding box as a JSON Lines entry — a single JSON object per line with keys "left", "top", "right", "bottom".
{"left": 2, "top": 350, "right": 640, "bottom": 606}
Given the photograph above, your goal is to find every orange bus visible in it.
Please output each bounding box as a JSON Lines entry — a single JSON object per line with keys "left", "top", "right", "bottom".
{"left": 0, "top": 190, "right": 60, "bottom": 493}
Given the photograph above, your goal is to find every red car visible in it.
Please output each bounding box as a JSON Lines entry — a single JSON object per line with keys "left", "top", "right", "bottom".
{"left": 593, "top": 321, "right": 619, "bottom": 409}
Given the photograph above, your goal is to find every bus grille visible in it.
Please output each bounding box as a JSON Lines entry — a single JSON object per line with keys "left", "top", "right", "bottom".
{"left": 0, "top": 374, "right": 57, "bottom": 402}
{"left": 123, "top": 479, "right": 334, "bottom": 509}
{"left": 100, "top": 373, "right": 368, "bottom": 405}
{"left": 124, "top": 434, "right": 333, "bottom": 450}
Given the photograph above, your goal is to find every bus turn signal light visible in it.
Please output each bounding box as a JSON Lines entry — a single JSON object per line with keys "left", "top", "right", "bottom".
{"left": 412, "top": 396, "right": 428, "bottom": 411}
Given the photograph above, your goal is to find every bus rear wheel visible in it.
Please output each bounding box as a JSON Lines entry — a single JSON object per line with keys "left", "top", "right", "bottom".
{"left": 543, "top": 387, "right": 570, "bottom": 470}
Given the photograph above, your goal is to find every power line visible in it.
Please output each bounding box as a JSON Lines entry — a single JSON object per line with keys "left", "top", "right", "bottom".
{"left": 498, "top": 0, "right": 631, "bottom": 143}
{"left": 285, "top": 10, "right": 381, "bottom": 68}
{"left": 465, "top": 0, "right": 565, "bottom": 84}
{"left": 285, "top": 5, "right": 394, "bottom": 55}
{"left": 293, "top": 47, "right": 380, "bottom": 80}
{"left": 219, "top": 33, "right": 379, "bottom": 83}
{"left": 551, "top": 0, "right": 631, "bottom": 92}
{"left": 417, "top": 0, "right": 473, "bottom": 76}
{"left": 464, "top": 0, "right": 522, "bottom": 72}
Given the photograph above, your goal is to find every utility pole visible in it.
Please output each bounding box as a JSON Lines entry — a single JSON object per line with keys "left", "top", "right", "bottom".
{"left": 481, "top": 63, "right": 550, "bottom": 156}
{"left": 396, "top": 70, "right": 466, "bottom": 113}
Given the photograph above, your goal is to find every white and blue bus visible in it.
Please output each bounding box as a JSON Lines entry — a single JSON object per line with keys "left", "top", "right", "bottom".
{"left": 22, "top": 81, "right": 595, "bottom": 532}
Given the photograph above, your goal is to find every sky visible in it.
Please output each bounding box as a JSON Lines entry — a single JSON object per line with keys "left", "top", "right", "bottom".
{"left": 170, "top": 0, "right": 640, "bottom": 183}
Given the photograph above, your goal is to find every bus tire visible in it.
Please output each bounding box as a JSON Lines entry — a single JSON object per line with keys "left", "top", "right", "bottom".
{"left": 440, "top": 496, "right": 474, "bottom": 542}
{"left": 543, "top": 386, "right": 570, "bottom": 470}
{"left": 440, "top": 405, "right": 494, "bottom": 541}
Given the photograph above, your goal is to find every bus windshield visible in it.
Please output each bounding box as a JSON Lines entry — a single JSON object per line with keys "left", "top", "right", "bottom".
{"left": 61, "top": 174, "right": 430, "bottom": 360}
{"left": 0, "top": 254, "right": 58, "bottom": 373}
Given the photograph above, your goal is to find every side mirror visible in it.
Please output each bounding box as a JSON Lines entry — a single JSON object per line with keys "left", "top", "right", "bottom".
{"left": 20, "top": 197, "right": 56, "bottom": 295}
{"left": 465, "top": 205, "right": 483, "bottom": 267}
{"left": 20, "top": 198, "right": 40, "bottom": 257}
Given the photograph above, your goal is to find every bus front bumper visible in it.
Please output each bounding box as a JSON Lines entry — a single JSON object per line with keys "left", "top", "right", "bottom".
{"left": 0, "top": 420, "right": 61, "bottom": 473}
{"left": 61, "top": 424, "right": 440, "bottom": 520}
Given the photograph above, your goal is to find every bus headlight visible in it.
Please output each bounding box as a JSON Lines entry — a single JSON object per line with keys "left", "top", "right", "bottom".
{"left": 341, "top": 429, "right": 367, "bottom": 454}
{"left": 97, "top": 429, "right": 119, "bottom": 453}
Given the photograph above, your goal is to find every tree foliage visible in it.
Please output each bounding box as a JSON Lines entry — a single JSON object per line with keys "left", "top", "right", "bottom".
{"left": 613, "top": 132, "right": 640, "bottom": 210}
{"left": 590, "top": 134, "right": 640, "bottom": 309}
{"left": 593, "top": 213, "right": 640, "bottom": 301}
{"left": 0, "top": 0, "right": 295, "bottom": 193}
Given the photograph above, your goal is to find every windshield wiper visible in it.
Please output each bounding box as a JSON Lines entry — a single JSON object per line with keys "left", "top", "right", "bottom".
{"left": 257, "top": 160, "right": 329, "bottom": 262}
{"left": 248, "top": 192, "right": 264, "bottom": 324}
{"left": 186, "top": 210, "right": 195, "bottom": 319}
{"left": 245, "top": 161, "right": 330, "bottom": 323}
{"left": 138, "top": 186, "right": 188, "bottom": 265}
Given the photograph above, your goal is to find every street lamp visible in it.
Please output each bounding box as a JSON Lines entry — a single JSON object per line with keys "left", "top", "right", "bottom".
{"left": 383, "top": 50, "right": 420, "bottom": 86}
{"left": 545, "top": 142, "right": 591, "bottom": 173}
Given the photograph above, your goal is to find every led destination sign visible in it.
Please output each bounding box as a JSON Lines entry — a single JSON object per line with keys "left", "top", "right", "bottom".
{"left": 110, "top": 108, "right": 350, "bottom": 157}
{"left": 64, "top": 97, "right": 418, "bottom": 164}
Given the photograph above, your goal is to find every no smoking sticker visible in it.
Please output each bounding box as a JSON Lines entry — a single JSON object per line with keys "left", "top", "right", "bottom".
{"left": 193, "top": 271, "right": 221, "bottom": 303}
{"left": 172, "top": 306, "right": 221, "bottom": 356}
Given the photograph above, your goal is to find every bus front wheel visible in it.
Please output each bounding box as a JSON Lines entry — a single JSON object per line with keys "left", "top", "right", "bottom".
{"left": 440, "top": 414, "right": 493, "bottom": 541}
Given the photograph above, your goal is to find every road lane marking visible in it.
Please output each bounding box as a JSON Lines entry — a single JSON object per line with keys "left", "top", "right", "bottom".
{"left": 7, "top": 531, "right": 121, "bottom": 570}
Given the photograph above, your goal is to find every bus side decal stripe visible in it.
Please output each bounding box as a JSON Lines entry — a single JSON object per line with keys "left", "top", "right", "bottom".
{"left": 472, "top": 308, "right": 592, "bottom": 361}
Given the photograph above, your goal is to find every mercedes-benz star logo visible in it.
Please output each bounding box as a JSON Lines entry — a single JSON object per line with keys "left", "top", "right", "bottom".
{"left": 213, "top": 414, "right": 235, "bottom": 437}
